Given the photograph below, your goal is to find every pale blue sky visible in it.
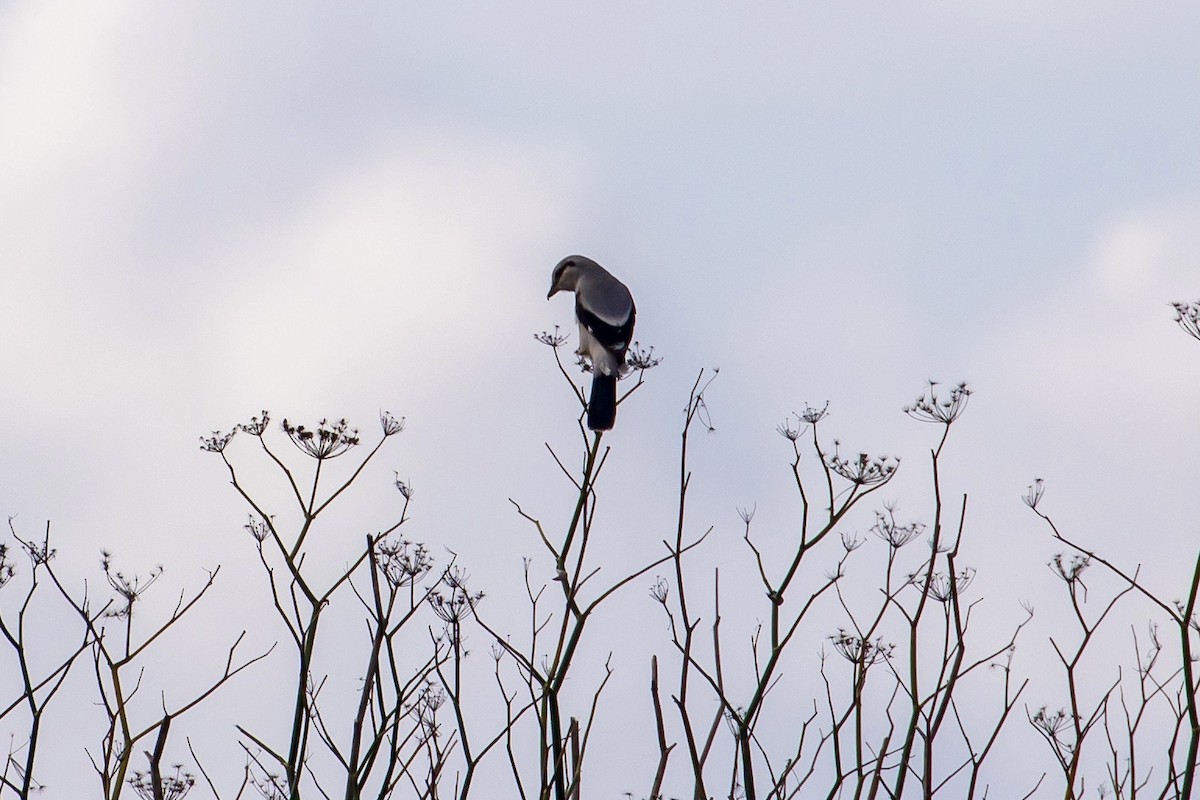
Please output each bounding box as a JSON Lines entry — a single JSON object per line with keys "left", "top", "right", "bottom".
{"left": 1, "top": 2, "right": 1198, "bottom": 796}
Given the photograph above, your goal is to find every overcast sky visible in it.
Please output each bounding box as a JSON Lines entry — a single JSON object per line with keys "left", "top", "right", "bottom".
{"left": 1, "top": 2, "right": 1198, "bottom": 796}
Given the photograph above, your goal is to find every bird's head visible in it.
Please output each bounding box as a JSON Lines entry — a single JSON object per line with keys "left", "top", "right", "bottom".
{"left": 547, "top": 255, "right": 590, "bottom": 299}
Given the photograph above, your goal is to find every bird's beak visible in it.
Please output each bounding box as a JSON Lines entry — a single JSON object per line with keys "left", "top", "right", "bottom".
{"left": 547, "top": 286, "right": 559, "bottom": 300}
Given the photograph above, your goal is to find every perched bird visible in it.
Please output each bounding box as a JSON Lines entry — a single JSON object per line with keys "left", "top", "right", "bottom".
{"left": 547, "top": 255, "right": 637, "bottom": 430}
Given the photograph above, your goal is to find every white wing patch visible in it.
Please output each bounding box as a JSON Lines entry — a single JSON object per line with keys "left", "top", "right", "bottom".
{"left": 578, "top": 323, "right": 621, "bottom": 376}
{"left": 591, "top": 307, "right": 629, "bottom": 327}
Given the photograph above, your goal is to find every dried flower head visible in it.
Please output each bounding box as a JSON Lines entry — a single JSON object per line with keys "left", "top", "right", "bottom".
{"left": 1050, "top": 553, "right": 1090, "bottom": 584}
{"left": 394, "top": 474, "right": 414, "bottom": 500}
{"left": 405, "top": 681, "right": 446, "bottom": 737}
{"left": 871, "top": 507, "right": 925, "bottom": 549}
{"left": 829, "top": 629, "right": 894, "bottom": 666}
{"left": 101, "top": 553, "right": 164, "bottom": 619}
{"left": 431, "top": 568, "right": 484, "bottom": 624}
{"left": 826, "top": 446, "right": 899, "bottom": 487}
{"left": 802, "top": 402, "right": 830, "bottom": 425}
{"left": 239, "top": 411, "right": 270, "bottom": 437}
{"left": 281, "top": 418, "right": 360, "bottom": 459}
{"left": 244, "top": 515, "right": 271, "bottom": 543}
{"left": 535, "top": 326, "right": 569, "bottom": 348}
{"left": 574, "top": 353, "right": 594, "bottom": 374}
{"left": 777, "top": 403, "right": 829, "bottom": 442}
{"left": 1030, "top": 706, "right": 1071, "bottom": 741}
{"left": 380, "top": 411, "right": 406, "bottom": 437}
{"left": 247, "top": 769, "right": 287, "bottom": 800}
{"left": 199, "top": 430, "right": 235, "bottom": 453}
{"left": 1023, "top": 478, "right": 1045, "bottom": 510}
{"left": 649, "top": 576, "right": 669, "bottom": 604}
{"left": 0, "top": 544, "right": 14, "bottom": 588}
{"left": 1171, "top": 300, "right": 1200, "bottom": 341}
{"left": 913, "top": 567, "right": 977, "bottom": 602}
{"left": 377, "top": 538, "right": 433, "bottom": 588}
{"left": 777, "top": 418, "right": 802, "bottom": 441}
{"left": 129, "top": 764, "right": 196, "bottom": 800}
{"left": 904, "top": 381, "right": 971, "bottom": 425}
{"left": 624, "top": 341, "right": 662, "bottom": 372}
{"left": 18, "top": 534, "right": 56, "bottom": 566}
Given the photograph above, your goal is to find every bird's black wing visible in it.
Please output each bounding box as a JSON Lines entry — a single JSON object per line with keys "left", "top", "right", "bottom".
{"left": 576, "top": 296, "right": 636, "bottom": 356}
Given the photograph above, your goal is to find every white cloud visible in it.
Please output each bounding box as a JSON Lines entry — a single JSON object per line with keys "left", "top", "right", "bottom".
{"left": 196, "top": 130, "right": 597, "bottom": 411}
{"left": 0, "top": 1, "right": 136, "bottom": 187}
{"left": 992, "top": 198, "right": 1200, "bottom": 405}
{"left": 963, "top": 198, "right": 1200, "bottom": 583}
{"left": 1089, "top": 201, "right": 1200, "bottom": 299}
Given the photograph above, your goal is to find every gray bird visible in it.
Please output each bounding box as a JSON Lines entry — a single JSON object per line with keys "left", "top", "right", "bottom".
{"left": 547, "top": 255, "right": 637, "bottom": 430}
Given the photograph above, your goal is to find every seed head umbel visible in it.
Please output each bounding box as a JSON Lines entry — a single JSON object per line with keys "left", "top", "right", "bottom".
{"left": 649, "top": 576, "right": 669, "bottom": 604}
{"left": 199, "top": 430, "right": 235, "bottom": 453}
{"left": 777, "top": 403, "right": 830, "bottom": 441}
{"left": 281, "top": 417, "right": 360, "bottom": 459}
{"left": 239, "top": 411, "right": 270, "bottom": 437}
{"left": 1023, "top": 478, "right": 1046, "bottom": 510}
{"left": 826, "top": 446, "right": 899, "bottom": 487}
{"left": 101, "top": 552, "right": 164, "bottom": 618}
{"left": 377, "top": 538, "right": 433, "bottom": 588}
{"left": 535, "top": 326, "right": 569, "bottom": 348}
{"left": 431, "top": 567, "right": 484, "bottom": 624}
{"left": 871, "top": 507, "right": 925, "bottom": 549}
{"left": 1050, "top": 553, "right": 1090, "bottom": 584}
{"left": 129, "top": 764, "right": 196, "bottom": 800}
{"left": 624, "top": 341, "right": 662, "bottom": 372}
{"left": 802, "top": 402, "right": 830, "bottom": 425}
{"left": 913, "top": 567, "right": 977, "bottom": 602}
{"left": 1171, "top": 300, "right": 1200, "bottom": 341}
{"left": 1030, "top": 706, "right": 1071, "bottom": 741}
{"left": 829, "top": 629, "right": 894, "bottom": 666}
{"left": 0, "top": 544, "right": 14, "bottom": 587}
{"left": 244, "top": 515, "right": 271, "bottom": 543}
{"left": 777, "top": 419, "right": 802, "bottom": 441}
{"left": 20, "top": 536, "right": 55, "bottom": 566}
{"left": 903, "top": 381, "right": 971, "bottom": 425}
{"left": 380, "top": 411, "right": 406, "bottom": 437}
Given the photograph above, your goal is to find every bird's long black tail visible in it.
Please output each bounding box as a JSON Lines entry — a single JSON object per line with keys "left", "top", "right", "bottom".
{"left": 587, "top": 373, "right": 617, "bottom": 430}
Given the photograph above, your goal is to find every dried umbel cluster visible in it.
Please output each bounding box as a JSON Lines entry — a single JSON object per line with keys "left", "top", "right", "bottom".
{"left": 828, "top": 629, "right": 895, "bottom": 666}
{"left": 128, "top": 765, "right": 195, "bottom": 800}
{"left": 826, "top": 447, "right": 899, "bottom": 487}
{"left": 0, "top": 543, "right": 15, "bottom": 588}
{"left": 1171, "top": 299, "right": 1200, "bottom": 341}
{"left": 904, "top": 380, "right": 971, "bottom": 425}
{"left": 281, "top": 417, "right": 360, "bottom": 459}
{"left": 376, "top": 538, "right": 432, "bottom": 588}
{"left": 776, "top": 402, "right": 830, "bottom": 441}
{"left": 871, "top": 506, "right": 925, "bottom": 549}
